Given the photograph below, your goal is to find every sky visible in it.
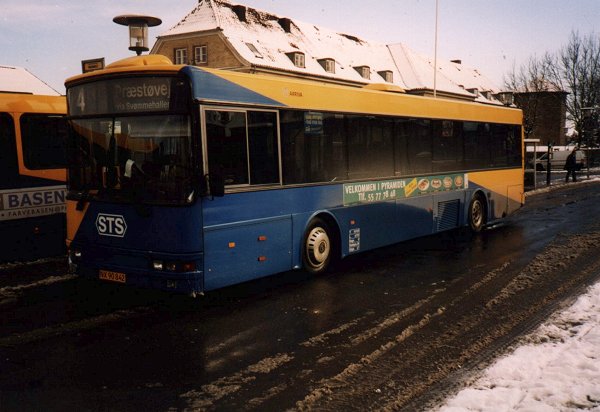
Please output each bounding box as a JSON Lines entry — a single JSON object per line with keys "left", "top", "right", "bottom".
{"left": 2, "top": 0, "right": 600, "bottom": 94}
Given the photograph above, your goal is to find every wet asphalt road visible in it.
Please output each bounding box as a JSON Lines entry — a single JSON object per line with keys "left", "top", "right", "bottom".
{"left": 2, "top": 181, "right": 600, "bottom": 411}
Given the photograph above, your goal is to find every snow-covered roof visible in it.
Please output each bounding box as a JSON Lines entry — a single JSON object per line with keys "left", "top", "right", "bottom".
{"left": 387, "top": 43, "right": 474, "bottom": 98}
{"left": 0, "top": 65, "right": 61, "bottom": 96}
{"left": 157, "top": 0, "right": 503, "bottom": 104}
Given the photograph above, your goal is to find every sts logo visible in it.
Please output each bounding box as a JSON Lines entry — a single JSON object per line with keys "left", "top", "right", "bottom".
{"left": 96, "top": 213, "right": 127, "bottom": 238}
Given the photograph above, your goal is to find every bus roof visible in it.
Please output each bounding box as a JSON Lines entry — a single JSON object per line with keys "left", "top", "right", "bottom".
{"left": 65, "top": 55, "right": 522, "bottom": 125}
{"left": 191, "top": 66, "right": 523, "bottom": 125}
{"left": 0, "top": 92, "right": 66, "bottom": 114}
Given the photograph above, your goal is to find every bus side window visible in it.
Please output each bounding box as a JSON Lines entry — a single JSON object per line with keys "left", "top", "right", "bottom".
{"left": 206, "top": 110, "right": 249, "bottom": 186}
{"left": 248, "top": 111, "right": 279, "bottom": 185}
{"left": 20, "top": 113, "right": 68, "bottom": 169}
{"left": 205, "top": 109, "right": 280, "bottom": 187}
{"left": 0, "top": 113, "right": 18, "bottom": 186}
{"left": 406, "top": 119, "right": 432, "bottom": 175}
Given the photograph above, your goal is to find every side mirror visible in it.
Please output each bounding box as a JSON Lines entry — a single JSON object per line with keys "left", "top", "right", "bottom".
{"left": 206, "top": 173, "right": 225, "bottom": 197}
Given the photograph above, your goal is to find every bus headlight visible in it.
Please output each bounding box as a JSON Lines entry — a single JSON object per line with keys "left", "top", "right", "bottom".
{"left": 68, "top": 249, "right": 81, "bottom": 272}
{"left": 69, "top": 249, "right": 82, "bottom": 261}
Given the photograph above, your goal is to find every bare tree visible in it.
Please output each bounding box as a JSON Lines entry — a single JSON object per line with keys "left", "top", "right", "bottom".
{"left": 505, "top": 32, "right": 600, "bottom": 146}
{"left": 504, "top": 54, "right": 557, "bottom": 140}
{"left": 546, "top": 32, "right": 600, "bottom": 144}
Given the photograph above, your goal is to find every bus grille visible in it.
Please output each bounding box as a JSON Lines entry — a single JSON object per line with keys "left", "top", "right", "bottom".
{"left": 437, "top": 200, "right": 460, "bottom": 231}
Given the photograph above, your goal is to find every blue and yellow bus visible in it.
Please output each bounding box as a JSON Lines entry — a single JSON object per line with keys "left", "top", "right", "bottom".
{"left": 0, "top": 92, "right": 67, "bottom": 261}
{"left": 65, "top": 55, "right": 523, "bottom": 295}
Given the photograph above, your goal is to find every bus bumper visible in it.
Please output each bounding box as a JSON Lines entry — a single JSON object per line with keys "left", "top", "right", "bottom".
{"left": 68, "top": 244, "right": 204, "bottom": 295}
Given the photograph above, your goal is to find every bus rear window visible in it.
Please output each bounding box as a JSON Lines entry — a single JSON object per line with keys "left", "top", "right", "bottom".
{"left": 20, "top": 113, "right": 67, "bottom": 169}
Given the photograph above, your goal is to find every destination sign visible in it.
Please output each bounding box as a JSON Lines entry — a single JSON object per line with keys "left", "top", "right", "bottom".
{"left": 68, "top": 76, "right": 184, "bottom": 116}
{"left": 113, "top": 80, "right": 170, "bottom": 112}
{"left": 0, "top": 186, "right": 66, "bottom": 222}
{"left": 343, "top": 173, "right": 468, "bottom": 206}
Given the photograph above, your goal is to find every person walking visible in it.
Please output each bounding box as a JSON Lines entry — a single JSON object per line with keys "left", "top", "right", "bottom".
{"left": 565, "top": 149, "right": 577, "bottom": 182}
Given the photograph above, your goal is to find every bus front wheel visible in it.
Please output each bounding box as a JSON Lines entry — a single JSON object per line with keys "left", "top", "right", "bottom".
{"left": 468, "top": 194, "right": 486, "bottom": 233}
{"left": 303, "top": 218, "right": 334, "bottom": 274}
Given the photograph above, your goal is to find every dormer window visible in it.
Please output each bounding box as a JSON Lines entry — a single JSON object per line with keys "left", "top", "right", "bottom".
{"left": 175, "top": 48, "right": 187, "bottom": 65}
{"left": 246, "top": 42, "right": 263, "bottom": 59}
{"left": 232, "top": 5, "right": 247, "bottom": 22}
{"left": 467, "top": 88, "right": 479, "bottom": 97}
{"left": 194, "top": 46, "right": 208, "bottom": 64}
{"left": 279, "top": 18, "right": 292, "bottom": 33}
{"left": 354, "top": 66, "right": 370, "bottom": 79}
{"left": 378, "top": 70, "right": 393, "bottom": 83}
{"left": 286, "top": 52, "right": 305, "bottom": 68}
{"left": 318, "top": 58, "right": 335, "bottom": 74}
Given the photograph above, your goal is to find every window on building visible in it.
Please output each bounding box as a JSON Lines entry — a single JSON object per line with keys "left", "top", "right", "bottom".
{"left": 318, "top": 58, "right": 336, "bottom": 74}
{"left": 194, "top": 46, "right": 208, "bottom": 64}
{"left": 467, "top": 88, "right": 479, "bottom": 97}
{"left": 286, "top": 52, "right": 305, "bottom": 68}
{"left": 175, "top": 48, "right": 187, "bottom": 65}
{"left": 378, "top": 70, "right": 394, "bottom": 83}
{"left": 354, "top": 66, "right": 370, "bottom": 79}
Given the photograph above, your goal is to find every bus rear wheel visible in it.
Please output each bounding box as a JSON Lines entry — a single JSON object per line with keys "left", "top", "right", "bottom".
{"left": 468, "top": 194, "right": 486, "bottom": 233}
{"left": 303, "top": 218, "right": 334, "bottom": 274}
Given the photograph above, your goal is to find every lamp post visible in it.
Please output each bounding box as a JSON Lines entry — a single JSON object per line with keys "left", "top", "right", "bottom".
{"left": 113, "top": 15, "right": 162, "bottom": 55}
{"left": 433, "top": 0, "right": 439, "bottom": 98}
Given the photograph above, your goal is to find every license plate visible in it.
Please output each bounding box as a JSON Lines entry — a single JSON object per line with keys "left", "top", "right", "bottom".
{"left": 99, "top": 269, "right": 126, "bottom": 284}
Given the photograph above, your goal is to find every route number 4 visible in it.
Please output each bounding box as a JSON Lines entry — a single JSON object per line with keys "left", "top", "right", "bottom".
{"left": 76, "top": 89, "right": 85, "bottom": 113}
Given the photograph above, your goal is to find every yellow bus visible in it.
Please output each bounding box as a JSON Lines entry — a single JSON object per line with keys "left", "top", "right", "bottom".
{"left": 65, "top": 55, "right": 523, "bottom": 295}
{"left": 0, "top": 91, "right": 67, "bottom": 261}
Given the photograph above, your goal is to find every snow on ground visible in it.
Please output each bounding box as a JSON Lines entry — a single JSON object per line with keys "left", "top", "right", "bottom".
{"left": 437, "top": 279, "right": 600, "bottom": 411}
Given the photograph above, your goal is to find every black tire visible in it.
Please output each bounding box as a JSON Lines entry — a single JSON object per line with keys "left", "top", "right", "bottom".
{"left": 302, "top": 218, "right": 335, "bottom": 274}
{"left": 468, "top": 195, "right": 486, "bottom": 233}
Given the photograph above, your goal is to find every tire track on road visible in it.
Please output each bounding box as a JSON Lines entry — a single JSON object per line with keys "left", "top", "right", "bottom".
{"left": 304, "top": 231, "right": 600, "bottom": 411}
{"left": 190, "top": 261, "right": 514, "bottom": 411}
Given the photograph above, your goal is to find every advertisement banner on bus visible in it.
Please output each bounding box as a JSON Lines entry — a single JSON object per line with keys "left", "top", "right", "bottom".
{"left": 0, "top": 186, "right": 66, "bottom": 221}
{"left": 343, "top": 173, "right": 468, "bottom": 206}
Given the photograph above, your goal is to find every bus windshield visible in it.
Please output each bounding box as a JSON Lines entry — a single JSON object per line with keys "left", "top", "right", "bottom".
{"left": 68, "top": 114, "right": 194, "bottom": 205}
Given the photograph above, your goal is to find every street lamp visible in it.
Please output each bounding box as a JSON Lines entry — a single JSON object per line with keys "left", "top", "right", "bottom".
{"left": 113, "top": 15, "right": 162, "bottom": 55}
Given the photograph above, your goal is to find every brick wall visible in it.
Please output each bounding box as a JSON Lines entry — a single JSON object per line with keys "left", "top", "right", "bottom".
{"left": 153, "top": 33, "right": 243, "bottom": 68}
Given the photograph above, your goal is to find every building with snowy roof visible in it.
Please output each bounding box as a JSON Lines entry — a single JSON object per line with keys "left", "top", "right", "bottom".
{"left": 0, "top": 65, "right": 61, "bottom": 96}
{"left": 151, "top": 0, "right": 505, "bottom": 105}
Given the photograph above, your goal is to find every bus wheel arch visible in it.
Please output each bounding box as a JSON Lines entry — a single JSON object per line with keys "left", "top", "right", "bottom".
{"left": 302, "top": 213, "right": 340, "bottom": 274}
{"left": 468, "top": 191, "right": 487, "bottom": 233}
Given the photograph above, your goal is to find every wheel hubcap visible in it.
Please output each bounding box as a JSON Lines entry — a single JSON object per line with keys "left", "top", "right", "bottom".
{"left": 306, "top": 227, "right": 330, "bottom": 269}
{"left": 472, "top": 201, "right": 483, "bottom": 227}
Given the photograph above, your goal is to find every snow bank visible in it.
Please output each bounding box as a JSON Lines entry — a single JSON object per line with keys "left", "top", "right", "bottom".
{"left": 438, "top": 281, "right": 600, "bottom": 411}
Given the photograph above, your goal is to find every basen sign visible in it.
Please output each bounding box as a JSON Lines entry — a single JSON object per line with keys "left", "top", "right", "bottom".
{"left": 0, "top": 186, "right": 66, "bottom": 221}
